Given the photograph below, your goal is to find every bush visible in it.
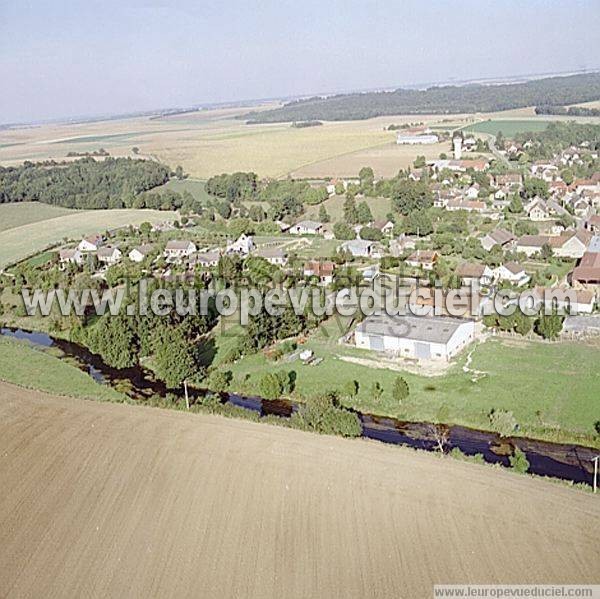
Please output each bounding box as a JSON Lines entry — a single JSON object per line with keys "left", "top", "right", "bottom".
{"left": 392, "top": 377, "right": 409, "bottom": 402}
{"left": 291, "top": 392, "right": 361, "bottom": 437}
{"left": 509, "top": 447, "right": 530, "bottom": 473}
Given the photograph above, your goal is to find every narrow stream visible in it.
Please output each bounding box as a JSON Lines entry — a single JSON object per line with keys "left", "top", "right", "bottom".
{"left": 2, "top": 327, "right": 598, "bottom": 486}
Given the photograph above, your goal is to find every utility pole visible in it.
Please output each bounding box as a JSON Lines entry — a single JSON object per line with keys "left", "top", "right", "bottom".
{"left": 593, "top": 455, "right": 600, "bottom": 494}
{"left": 183, "top": 380, "right": 190, "bottom": 410}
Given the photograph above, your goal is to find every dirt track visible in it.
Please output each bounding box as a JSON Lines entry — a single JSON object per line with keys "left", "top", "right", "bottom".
{"left": 0, "top": 381, "right": 598, "bottom": 598}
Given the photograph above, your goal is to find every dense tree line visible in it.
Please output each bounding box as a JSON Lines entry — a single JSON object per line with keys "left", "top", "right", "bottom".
{"left": 514, "top": 121, "right": 600, "bottom": 159}
{"left": 243, "top": 73, "right": 600, "bottom": 123}
{"left": 535, "top": 105, "right": 600, "bottom": 117}
{"left": 0, "top": 157, "right": 171, "bottom": 209}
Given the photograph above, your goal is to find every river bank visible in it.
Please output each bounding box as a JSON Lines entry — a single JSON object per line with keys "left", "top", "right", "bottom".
{"left": 1, "top": 327, "right": 599, "bottom": 487}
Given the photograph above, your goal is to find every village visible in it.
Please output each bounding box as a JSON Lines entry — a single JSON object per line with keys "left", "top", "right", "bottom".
{"left": 35, "top": 125, "right": 599, "bottom": 369}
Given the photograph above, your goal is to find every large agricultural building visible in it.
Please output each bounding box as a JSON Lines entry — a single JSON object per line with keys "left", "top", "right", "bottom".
{"left": 354, "top": 314, "right": 475, "bottom": 361}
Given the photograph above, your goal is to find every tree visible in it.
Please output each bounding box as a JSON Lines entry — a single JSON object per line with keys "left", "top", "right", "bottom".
{"left": 392, "top": 377, "right": 409, "bottom": 402}
{"left": 359, "top": 166, "right": 374, "bottom": 189}
{"left": 539, "top": 243, "right": 553, "bottom": 261}
{"left": 514, "top": 311, "right": 533, "bottom": 336}
{"left": 508, "top": 194, "right": 523, "bottom": 214}
{"left": 343, "top": 379, "right": 359, "bottom": 398}
{"left": 403, "top": 209, "right": 433, "bottom": 236}
{"left": 370, "top": 381, "right": 383, "bottom": 401}
{"left": 356, "top": 201, "right": 373, "bottom": 224}
{"left": 333, "top": 222, "right": 356, "bottom": 240}
{"left": 522, "top": 177, "right": 549, "bottom": 200}
{"left": 561, "top": 167, "right": 574, "bottom": 186}
{"left": 391, "top": 179, "right": 433, "bottom": 215}
{"left": 153, "top": 328, "right": 197, "bottom": 389}
{"left": 334, "top": 182, "right": 345, "bottom": 195}
{"left": 207, "top": 370, "right": 232, "bottom": 392}
{"left": 86, "top": 314, "right": 138, "bottom": 369}
{"left": 359, "top": 226, "right": 382, "bottom": 241}
{"left": 132, "top": 146, "right": 140, "bottom": 154}
{"left": 258, "top": 372, "right": 283, "bottom": 399}
{"left": 343, "top": 196, "right": 358, "bottom": 224}
{"left": 318, "top": 204, "right": 330, "bottom": 223}
{"left": 509, "top": 447, "right": 530, "bottom": 473}
{"left": 535, "top": 312, "right": 563, "bottom": 340}
{"left": 413, "top": 155, "right": 426, "bottom": 168}
{"left": 249, "top": 204, "right": 265, "bottom": 222}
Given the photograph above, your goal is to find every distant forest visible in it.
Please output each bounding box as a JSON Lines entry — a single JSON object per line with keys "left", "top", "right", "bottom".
{"left": 0, "top": 158, "right": 171, "bottom": 209}
{"left": 243, "top": 73, "right": 600, "bottom": 123}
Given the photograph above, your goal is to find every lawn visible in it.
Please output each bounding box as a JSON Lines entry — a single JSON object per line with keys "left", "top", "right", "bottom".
{"left": 0, "top": 202, "right": 76, "bottom": 232}
{"left": 0, "top": 336, "right": 125, "bottom": 402}
{"left": 462, "top": 119, "right": 551, "bottom": 138}
{"left": 212, "top": 317, "right": 600, "bottom": 446}
{"left": 0, "top": 207, "right": 177, "bottom": 269}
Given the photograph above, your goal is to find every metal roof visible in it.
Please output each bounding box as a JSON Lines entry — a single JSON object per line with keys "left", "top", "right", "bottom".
{"left": 356, "top": 314, "right": 473, "bottom": 344}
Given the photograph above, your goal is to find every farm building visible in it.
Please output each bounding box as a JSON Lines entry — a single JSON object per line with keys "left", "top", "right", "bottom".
{"left": 289, "top": 220, "right": 323, "bottom": 235}
{"left": 396, "top": 133, "right": 439, "bottom": 145}
{"left": 355, "top": 314, "right": 475, "bottom": 361}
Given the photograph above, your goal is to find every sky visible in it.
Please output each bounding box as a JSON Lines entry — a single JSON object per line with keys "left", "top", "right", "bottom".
{"left": 1, "top": 0, "right": 599, "bottom": 124}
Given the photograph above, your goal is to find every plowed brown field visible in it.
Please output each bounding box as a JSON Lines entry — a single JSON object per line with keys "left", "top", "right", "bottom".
{"left": 0, "top": 382, "right": 598, "bottom": 598}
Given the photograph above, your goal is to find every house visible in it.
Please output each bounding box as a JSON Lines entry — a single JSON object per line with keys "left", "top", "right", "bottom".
{"left": 97, "top": 245, "right": 122, "bottom": 266}
{"left": 588, "top": 236, "right": 600, "bottom": 254}
{"left": 255, "top": 247, "right": 288, "bottom": 266}
{"left": 530, "top": 286, "right": 596, "bottom": 315}
{"left": 164, "top": 240, "right": 197, "bottom": 261}
{"left": 572, "top": 252, "right": 600, "bottom": 288}
{"left": 78, "top": 234, "right": 103, "bottom": 252}
{"left": 194, "top": 251, "right": 221, "bottom": 268}
{"left": 289, "top": 220, "right": 323, "bottom": 235}
{"left": 226, "top": 234, "right": 254, "bottom": 256}
{"left": 526, "top": 198, "right": 551, "bottom": 221}
{"left": 371, "top": 220, "right": 395, "bottom": 237}
{"left": 340, "top": 239, "right": 375, "bottom": 258}
{"left": 480, "top": 229, "right": 516, "bottom": 252}
{"left": 494, "top": 173, "right": 522, "bottom": 188}
{"left": 494, "top": 262, "right": 530, "bottom": 287}
{"left": 405, "top": 250, "right": 438, "bottom": 271}
{"left": 59, "top": 248, "right": 83, "bottom": 266}
{"left": 446, "top": 199, "right": 485, "bottom": 213}
{"left": 562, "top": 315, "right": 600, "bottom": 336}
{"left": 456, "top": 262, "right": 494, "bottom": 287}
{"left": 354, "top": 314, "right": 475, "bottom": 362}
{"left": 516, "top": 235, "right": 549, "bottom": 257}
{"left": 552, "top": 230, "right": 591, "bottom": 259}
{"left": 128, "top": 244, "right": 154, "bottom": 263}
{"left": 303, "top": 260, "right": 335, "bottom": 285}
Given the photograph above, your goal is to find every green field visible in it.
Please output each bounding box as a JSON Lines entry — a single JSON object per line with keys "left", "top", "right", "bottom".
{"left": 0, "top": 206, "right": 178, "bottom": 269}
{"left": 213, "top": 319, "right": 600, "bottom": 447}
{"left": 154, "top": 178, "right": 213, "bottom": 204}
{"left": 462, "top": 119, "right": 551, "bottom": 137}
{"left": 0, "top": 337, "right": 125, "bottom": 402}
{"left": 303, "top": 194, "right": 392, "bottom": 223}
{"left": 0, "top": 202, "right": 76, "bottom": 232}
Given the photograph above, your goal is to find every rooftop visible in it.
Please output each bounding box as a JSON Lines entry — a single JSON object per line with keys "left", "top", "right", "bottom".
{"left": 356, "top": 314, "right": 473, "bottom": 344}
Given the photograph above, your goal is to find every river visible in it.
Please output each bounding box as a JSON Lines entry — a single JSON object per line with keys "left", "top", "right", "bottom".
{"left": 1, "top": 327, "right": 598, "bottom": 486}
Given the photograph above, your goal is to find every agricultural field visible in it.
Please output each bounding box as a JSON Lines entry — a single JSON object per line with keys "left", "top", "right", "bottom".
{"left": 0, "top": 381, "right": 598, "bottom": 598}
{"left": 0, "top": 202, "right": 76, "bottom": 232}
{"left": 0, "top": 106, "right": 540, "bottom": 180}
{"left": 462, "top": 119, "right": 551, "bottom": 137}
{"left": 0, "top": 206, "right": 177, "bottom": 269}
{"left": 215, "top": 320, "right": 600, "bottom": 446}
